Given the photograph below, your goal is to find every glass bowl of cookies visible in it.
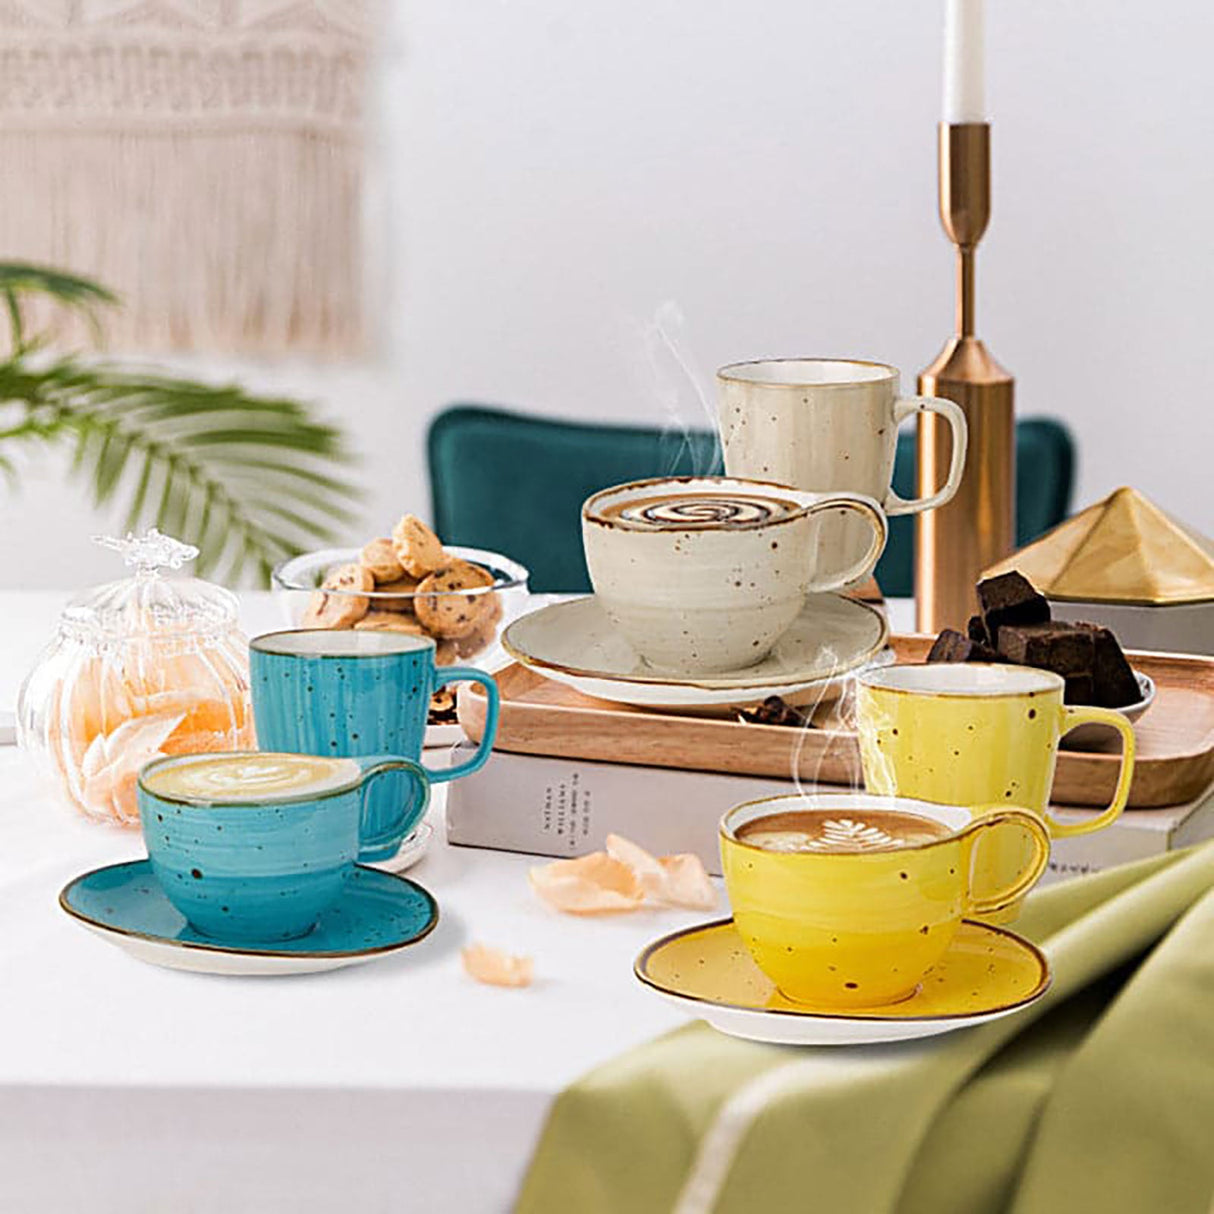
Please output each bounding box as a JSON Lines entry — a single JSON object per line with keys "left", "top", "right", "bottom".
{"left": 272, "top": 517, "right": 530, "bottom": 722}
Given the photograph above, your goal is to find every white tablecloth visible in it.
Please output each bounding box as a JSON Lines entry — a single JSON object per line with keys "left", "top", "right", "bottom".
{"left": 0, "top": 592, "right": 914, "bottom": 1213}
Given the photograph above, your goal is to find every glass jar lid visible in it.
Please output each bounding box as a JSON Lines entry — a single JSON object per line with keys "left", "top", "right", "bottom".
{"left": 61, "top": 529, "right": 239, "bottom": 642}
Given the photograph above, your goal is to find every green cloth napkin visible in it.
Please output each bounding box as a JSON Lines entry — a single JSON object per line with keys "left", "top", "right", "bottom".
{"left": 515, "top": 845, "right": 1214, "bottom": 1214}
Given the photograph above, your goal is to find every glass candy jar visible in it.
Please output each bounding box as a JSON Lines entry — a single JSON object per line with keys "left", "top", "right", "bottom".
{"left": 17, "top": 530, "right": 254, "bottom": 826}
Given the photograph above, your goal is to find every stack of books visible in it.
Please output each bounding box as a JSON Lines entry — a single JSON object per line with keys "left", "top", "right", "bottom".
{"left": 445, "top": 744, "right": 1214, "bottom": 883}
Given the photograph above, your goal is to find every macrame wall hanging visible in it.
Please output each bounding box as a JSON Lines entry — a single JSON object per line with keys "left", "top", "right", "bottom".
{"left": 0, "top": 1, "right": 372, "bottom": 356}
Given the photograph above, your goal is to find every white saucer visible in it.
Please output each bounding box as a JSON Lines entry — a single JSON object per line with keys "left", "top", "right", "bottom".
{"left": 501, "top": 594, "right": 889, "bottom": 710}
{"left": 372, "top": 820, "right": 433, "bottom": 873}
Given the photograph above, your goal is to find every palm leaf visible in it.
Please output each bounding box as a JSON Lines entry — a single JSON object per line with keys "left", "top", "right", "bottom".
{"left": 0, "top": 264, "right": 361, "bottom": 584}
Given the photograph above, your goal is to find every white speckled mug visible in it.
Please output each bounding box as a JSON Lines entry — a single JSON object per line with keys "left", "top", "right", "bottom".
{"left": 718, "top": 359, "right": 968, "bottom": 589}
{"left": 582, "top": 476, "right": 887, "bottom": 674}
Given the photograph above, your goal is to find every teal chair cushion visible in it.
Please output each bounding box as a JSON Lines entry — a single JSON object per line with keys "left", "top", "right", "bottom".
{"left": 427, "top": 405, "right": 1074, "bottom": 596}
{"left": 428, "top": 406, "right": 721, "bottom": 592}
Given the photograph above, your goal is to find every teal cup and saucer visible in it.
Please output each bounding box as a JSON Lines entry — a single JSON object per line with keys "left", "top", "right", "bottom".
{"left": 59, "top": 750, "right": 439, "bottom": 975}
{"left": 250, "top": 629, "right": 501, "bottom": 862}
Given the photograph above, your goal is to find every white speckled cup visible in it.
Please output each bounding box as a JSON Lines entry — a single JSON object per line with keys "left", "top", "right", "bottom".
{"left": 718, "top": 359, "right": 968, "bottom": 590}
{"left": 582, "top": 476, "right": 887, "bottom": 675}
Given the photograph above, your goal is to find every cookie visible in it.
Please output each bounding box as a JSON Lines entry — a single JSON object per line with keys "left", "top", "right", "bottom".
{"left": 434, "top": 639, "right": 459, "bottom": 666}
{"left": 300, "top": 563, "right": 373, "bottom": 629}
{"left": 360, "top": 538, "right": 404, "bottom": 584}
{"left": 429, "top": 684, "right": 457, "bottom": 716}
{"left": 454, "top": 592, "right": 503, "bottom": 658}
{"left": 354, "top": 611, "right": 426, "bottom": 634}
{"left": 414, "top": 560, "right": 496, "bottom": 638}
{"left": 372, "top": 574, "right": 420, "bottom": 612}
{"left": 391, "top": 514, "right": 447, "bottom": 578}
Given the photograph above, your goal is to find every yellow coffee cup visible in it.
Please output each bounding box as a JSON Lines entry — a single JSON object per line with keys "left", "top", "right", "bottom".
{"left": 856, "top": 663, "right": 1136, "bottom": 921}
{"left": 720, "top": 792, "right": 1049, "bottom": 1009}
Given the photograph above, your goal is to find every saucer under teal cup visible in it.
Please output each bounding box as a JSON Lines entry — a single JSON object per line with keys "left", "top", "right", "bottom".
{"left": 137, "top": 751, "right": 430, "bottom": 943}
{"left": 250, "top": 629, "right": 501, "bottom": 862}
{"left": 60, "top": 860, "right": 438, "bottom": 976}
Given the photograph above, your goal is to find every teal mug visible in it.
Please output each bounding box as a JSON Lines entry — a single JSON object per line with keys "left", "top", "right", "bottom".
{"left": 138, "top": 751, "right": 430, "bottom": 942}
{"left": 250, "top": 630, "right": 500, "bottom": 861}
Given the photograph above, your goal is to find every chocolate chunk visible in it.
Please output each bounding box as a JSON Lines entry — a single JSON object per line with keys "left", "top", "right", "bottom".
{"left": 976, "top": 571, "right": 1050, "bottom": 644}
{"left": 967, "top": 615, "right": 992, "bottom": 646}
{"left": 1074, "top": 622, "right": 1142, "bottom": 708}
{"left": 997, "top": 622, "right": 1093, "bottom": 672}
{"left": 927, "top": 629, "right": 1000, "bottom": 663}
{"left": 739, "top": 696, "right": 807, "bottom": 727}
{"left": 998, "top": 622, "right": 1104, "bottom": 706}
{"left": 1063, "top": 673, "right": 1095, "bottom": 706}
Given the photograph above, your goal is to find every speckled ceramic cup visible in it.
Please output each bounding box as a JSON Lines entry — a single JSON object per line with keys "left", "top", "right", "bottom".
{"left": 138, "top": 751, "right": 430, "bottom": 942}
{"left": 250, "top": 630, "right": 500, "bottom": 861}
{"left": 582, "top": 476, "right": 887, "bottom": 674}
{"left": 718, "top": 359, "right": 968, "bottom": 590}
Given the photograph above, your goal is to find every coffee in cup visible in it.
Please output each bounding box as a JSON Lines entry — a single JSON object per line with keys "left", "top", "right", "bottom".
{"left": 138, "top": 749, "right": 431, "bottom": 942}
{"left": 582, "top": 476, "right": 887, "bottom": 675}
{"left": 720, "top": 792, "right": 1049, "bottom": 1008}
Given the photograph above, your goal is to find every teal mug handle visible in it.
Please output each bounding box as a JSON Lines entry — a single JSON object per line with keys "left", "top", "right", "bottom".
{"left": 426, "top": 666, "right": 500, "bottom": 782}
{"left": 353, "top": 755, "right": 431, "bottom": 860}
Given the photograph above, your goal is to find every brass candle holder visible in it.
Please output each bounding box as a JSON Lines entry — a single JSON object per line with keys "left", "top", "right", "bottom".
{"left": 915, "top": 122, "right": 1015, "bottom": 632}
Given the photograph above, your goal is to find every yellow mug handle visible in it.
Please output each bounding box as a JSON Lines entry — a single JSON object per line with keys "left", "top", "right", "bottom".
{"left": 1046, "top": 704, "right": 1137, "bottom": 838}
{"left": 958, "top": 809, "right": 1051, "bottom": 917}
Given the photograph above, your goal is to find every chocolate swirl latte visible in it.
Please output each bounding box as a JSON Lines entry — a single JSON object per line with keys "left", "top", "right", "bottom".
{"left": 599, "top": 491, "right": 801, "bottom": 530}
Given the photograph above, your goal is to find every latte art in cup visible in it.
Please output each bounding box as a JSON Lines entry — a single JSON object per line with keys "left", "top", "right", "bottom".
{"left": 597, "top": 491, "right": 802, "bottom": 530}
{"left": 736, "top": 808, "right": 952, "bottom": 854}
{"left": 141, "top": 752, "right": 359, "bottom": 803}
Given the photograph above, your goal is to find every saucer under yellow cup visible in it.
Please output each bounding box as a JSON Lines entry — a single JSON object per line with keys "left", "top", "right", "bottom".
{"left": 634, "top": 918, "right": 1051, "bottom": 1046}
{"left": 719, "top": 793, "right": 1049, "bottom": 1009}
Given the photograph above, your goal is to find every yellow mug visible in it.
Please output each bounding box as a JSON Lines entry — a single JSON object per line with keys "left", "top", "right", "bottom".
{"left": 720, "top": 792, "right": 1050, "bottom": 1008}
{"left": 856, "top": 663, "right": 1137, "bottom": 920}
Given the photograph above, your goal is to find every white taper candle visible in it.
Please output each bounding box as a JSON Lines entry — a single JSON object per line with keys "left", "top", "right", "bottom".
{"left": 943, "top": 0, "right": 985, "bottom": 123}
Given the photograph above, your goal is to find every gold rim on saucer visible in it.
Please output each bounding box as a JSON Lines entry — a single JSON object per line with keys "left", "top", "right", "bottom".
{"left": 502, "top": 594, "right": 889, "bottom": 692}
{"left": 635, "top": 917, "right": 1051, "bottom": 1024}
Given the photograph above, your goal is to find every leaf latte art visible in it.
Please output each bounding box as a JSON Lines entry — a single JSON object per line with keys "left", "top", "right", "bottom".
{"left": 600, "top": 491, "right": 800, "bottom": 529}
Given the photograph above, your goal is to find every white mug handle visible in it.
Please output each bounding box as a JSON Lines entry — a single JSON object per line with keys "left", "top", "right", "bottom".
{"left": 802, "top": 493, "right": 889, "bottom": 593}
{"left": 885, "top": 396, "right": 969, "bottom": 516}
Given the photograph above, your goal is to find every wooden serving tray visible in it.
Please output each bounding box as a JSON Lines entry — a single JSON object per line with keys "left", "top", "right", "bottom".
{"left": 458, "top": 637, "right": 1214, "bottom": 809}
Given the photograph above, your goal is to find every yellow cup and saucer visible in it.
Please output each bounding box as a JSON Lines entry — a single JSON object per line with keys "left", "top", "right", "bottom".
{"left": 634, "top": 793, "right": 1052, "bottom": 1046}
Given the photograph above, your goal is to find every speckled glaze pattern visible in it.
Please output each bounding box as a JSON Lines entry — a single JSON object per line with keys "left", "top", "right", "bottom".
{"left": 137, "top": 751, "right": 429, "bottom": 942}
{"left": 60, "top": 859, "right": 438, "bottom": 966}
{"left": 717, "top": 359, "right": 967, "bottom": 589}
{"left": 856, "top": 663, "right": 1136, "bottom": 923}
{"left": 582, "top": 476, "right": 886, "bottom": 675}
{"left": 250, "top": 630, "right": 499, "bottom": 861}
{"left": 635, "top": 916, "right": 1051, "bottom": 1044}
{"left": 719, "top": 793, "right": 1049, "bottom": 1008}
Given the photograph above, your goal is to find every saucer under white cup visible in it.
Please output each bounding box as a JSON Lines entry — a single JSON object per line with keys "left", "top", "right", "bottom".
{"left": 502, "top": 593, "right": 889, "bottom": 710}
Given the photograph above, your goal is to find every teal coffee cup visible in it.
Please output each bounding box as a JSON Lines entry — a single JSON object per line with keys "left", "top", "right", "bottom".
{"left": 250, "top": 630, "right": 501, "bottom": 861}
{"left": 137, "top": 751, "right": 430, "bottom": 942}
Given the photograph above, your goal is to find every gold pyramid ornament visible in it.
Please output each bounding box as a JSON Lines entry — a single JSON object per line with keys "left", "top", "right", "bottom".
{"left": 984, "top": 487, "right": 1214, "bottom": 606}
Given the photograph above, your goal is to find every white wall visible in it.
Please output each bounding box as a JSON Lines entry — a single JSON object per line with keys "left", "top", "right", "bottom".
{"left": 3, "top": 0, "right": 1212, "bottom": 589}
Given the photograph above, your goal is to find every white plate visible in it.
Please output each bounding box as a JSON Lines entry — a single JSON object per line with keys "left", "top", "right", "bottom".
{"left": 1061, "top": 671, "right": 1155, "bottom": 750}
{"left": 372, "top": 820, "right": 433, "bottom": 873}
{"left": 502, "top": 594, "right": 889, "bottom": 710}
